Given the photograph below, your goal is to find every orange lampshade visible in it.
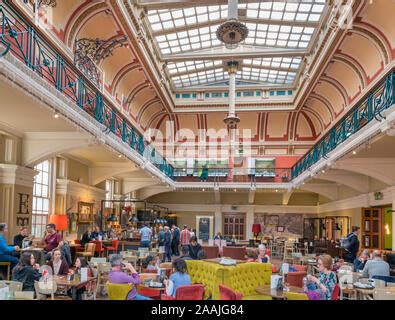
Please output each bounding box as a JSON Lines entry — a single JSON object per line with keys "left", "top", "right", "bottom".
{"left": 48, "top": 214, "right": 68, "bottom": 231}
{"left": 252, "top": 224, "right": 261, "bottom": 234}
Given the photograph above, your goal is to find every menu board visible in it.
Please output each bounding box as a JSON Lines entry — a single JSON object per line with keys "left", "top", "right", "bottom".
{"left": 198, "top": 217, "right": 210, "bottom": 241}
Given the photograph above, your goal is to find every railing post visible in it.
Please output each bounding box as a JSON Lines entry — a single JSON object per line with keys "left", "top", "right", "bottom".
{"left": 27, "top": 26, "right": 35, "bottom": 69}
{"left": 110, "top": 109, "right": 116, "bottom": 133}
{"left": 55, "top": 54, "right": 63, "bottom": 92}
{"left": 94, "top": 92, "right": 103, "bottom": 123}
{"left": 122, "top": 119, "right": 127, "bottom": 142}
{"left": 77, "top": 77, "right": 85, "bottom": 108}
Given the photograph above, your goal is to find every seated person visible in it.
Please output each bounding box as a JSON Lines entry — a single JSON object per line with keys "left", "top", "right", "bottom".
{"left": 68, "top": 257, "right": 93, "bottom": 300}
{"left": 188, "top": 236, "right": 202, "bottom": 260}
{"left": 353, "top": 249, "right": 370, "bottom": 272}
{"left": 257, "top": 244, "right": 270, "bottom": 263}
{"left": 47, "top": 249, "right": 69, "bottom": 276}
{"left": 306, "top": 254, "right": 337, "bottom": 300}
{"left": 164, "top": 258, "right": 191, "bottom": 298}
{"left": 362, "top": 250, "right": 390, "bottom": 278}
{"left": 91, "top": 225, "right": 103, "bottom": 241}
{"left": 12, "top": 252, "right": 41, "bottom": 292}
{"left": 81, "top": 226, "right": 94, "bottom": 246}
{"left": 108, "top": 254, "right": 151, "bottom": 300}
{"left": 142, "top": 255, "right": 159, "bottom": 271}
{"left": 0, "top": 223, "right": 20, "bottom": 269}
{"left": 14, "top": 227, "right": 33, "bottom": 248}
{"left": 179, "top": 246, "right": 192, "bottom": 260}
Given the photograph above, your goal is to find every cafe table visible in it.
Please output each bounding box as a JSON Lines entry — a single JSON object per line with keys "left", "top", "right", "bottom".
{"left": 53, "top": 275, "right": 96, "bottom": 300}
{"left": 203, "top": 258, "right": 248, "bottom": 264}
{"left": 255, "top": 284, "right": 304, "bottom": 300}
{"left": 137, "top": 282, "right": 166, "bottom": 299}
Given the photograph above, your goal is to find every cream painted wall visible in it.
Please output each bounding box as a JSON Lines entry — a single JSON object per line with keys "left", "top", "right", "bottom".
{"left": 66, "top": 157, "right": 89, "bottom": 184}
{"left": 174, "top": 211, "right": 215, "bottom": 231}
{"left": 318, "top": 208, "right": 362, "bottom": 230}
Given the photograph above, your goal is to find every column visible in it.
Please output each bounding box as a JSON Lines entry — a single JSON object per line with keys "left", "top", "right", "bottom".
{"left": 245, "top": 206, "right": 255, "bottom": 240}
{"left": 214, "top": 205, "right": 222, "bottom": 235}
{"left": 228, "top": 71, "right": 236, "bottom": 117}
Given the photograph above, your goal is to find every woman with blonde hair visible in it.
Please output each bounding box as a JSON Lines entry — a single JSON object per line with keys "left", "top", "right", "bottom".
{"left": 306, "top": 254, "right": 337, "bottom": 300}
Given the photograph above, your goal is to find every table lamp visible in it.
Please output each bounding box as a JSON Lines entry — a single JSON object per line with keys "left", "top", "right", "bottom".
{"left": 252, "top": 223, "right": 261, "bottom": 240}
{"left": 48, "top": 214, "right": 68, "bottom": 236}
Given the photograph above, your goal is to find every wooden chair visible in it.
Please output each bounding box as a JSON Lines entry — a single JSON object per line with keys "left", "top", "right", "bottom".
{"left": 76, "top": 243, "right": 96, "bottom": 259}
{"left": 14, "top": 291, "right": 35, "bottom": 300}
{"left": 95, "top": 262, "right": 111, "bottom": 298}
{"left": 0, "top": 262, "right": 11, "bottom": 280}
{"left": 0, "top": 280, "right": 23, "bottom": 293}
{"left": 283, "top": 242, "right": 295, "bottom": 264}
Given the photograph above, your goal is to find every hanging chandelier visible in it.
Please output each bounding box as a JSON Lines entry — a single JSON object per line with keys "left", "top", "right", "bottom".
{"left": 216, "top": 0, "right": 248, "bottom": 50}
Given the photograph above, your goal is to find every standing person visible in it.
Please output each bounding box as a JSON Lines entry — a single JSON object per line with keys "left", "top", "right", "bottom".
{"left": 108, "top": 254, "right": 152, "bottom": 300}
{"left": 171, "top": 225, "right": 180, "bottom": 256}
{"left": 162, "top": 226, "right": 172, "bottom": 263}
{"left": 180, "top": 225, "right": 191, "bottom": 249}
{"left": 139, "top": 223, "right": 152, "bottom": 249}
{"left": 188, "top": 236, "right": 202, "bottom": 260}
{"left": 157, "top": 226, "right": 165, "bottom": 253}
{"left": 12, "top": 253, "right": 41, "bottom": 292}
{"left": 0, "top": 223, "right": 20, "bottom": 269}
{"left": 344, "top": 226, "right": 360, "bottom": 263}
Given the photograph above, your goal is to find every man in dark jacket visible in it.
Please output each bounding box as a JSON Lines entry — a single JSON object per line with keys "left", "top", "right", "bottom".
{"left": 162, "top": 226, "right": 172, "bottom": 263}
{"left": 344, "top": 226, "right": 360, "bottom": 263}
{"left": 171, "top": 225, "right": 180, "bottom": 256}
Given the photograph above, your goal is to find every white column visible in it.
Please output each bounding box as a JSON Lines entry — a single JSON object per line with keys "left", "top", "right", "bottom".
{"left": 214, "top": 205, "right": 222, "bottom": 235}
{"left": 228, "top": 71, "right": 236, "bottom": 117}
{"left": 392, "top": 191, "right": 395, "bottom": 250}
{"left": 246, "top": 206, "right": 255, "bottom": 240}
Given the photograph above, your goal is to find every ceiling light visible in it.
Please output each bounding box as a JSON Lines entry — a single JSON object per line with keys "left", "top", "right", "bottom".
{"left": 352, "top": 151, "right": 357, "bottom": 155}
{"left": 118, "top": 154, "right": 122, "bottom": 158}
{"left": 233, "top": 188, "right": 237, "bottom": 192}
{"left": 202, "top": 188, "right": 205, "bottom": 192}
{"left": 321, "top": 170, "right": 325, "bottom": 173}
{"left": 54, "top": 113, "right": 59, "bottom": 119}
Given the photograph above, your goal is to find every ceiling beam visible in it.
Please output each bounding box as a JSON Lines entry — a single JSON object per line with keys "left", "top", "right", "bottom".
{"left": 151, "top": 17, "right": 318, "bottom": 37}
{"left": 162, "top": 46, "right": 308, "bottom": 62}
{"left": 137, "top": 0, "right": 310, "bottom": 10}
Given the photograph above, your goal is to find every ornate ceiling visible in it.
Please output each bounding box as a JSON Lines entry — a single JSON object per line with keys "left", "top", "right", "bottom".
{"left": 16, "top": 0, "right": 395, "bottom": 158}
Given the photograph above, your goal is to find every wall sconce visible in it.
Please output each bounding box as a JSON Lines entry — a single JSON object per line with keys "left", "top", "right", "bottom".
{"left": 385, "top": 224, "right": 390, "bottom": 235}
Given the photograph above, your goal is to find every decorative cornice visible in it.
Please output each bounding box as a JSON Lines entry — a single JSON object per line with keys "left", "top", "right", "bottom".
{"left": 56, "top": 178, "right": 106, "bottom": 198}
{"left": 0, "top": 164, "right": 37, "bottom": 188}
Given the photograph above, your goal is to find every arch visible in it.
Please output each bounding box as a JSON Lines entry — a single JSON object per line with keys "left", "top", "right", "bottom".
{"left": 302, "top": 106, "right": 326, "bottom": 132}
{"left": 126, "top": 81, "right": 151, "bottom": 106}
{"left": 352, "top": 22, "right": 392, "bottom": 65}
{"left": 309, "top": 93, "right": 336, "bottom": 120}
{"left": 110, "top": 62, "right": 141, "bottom": 95}
{"left": 333, "top": 53, "right": 367, "bottom": 88}
{"left": 320, "top": 75, "right": 349, "bottom": 107}
{"left": 65, "top": 2, "right": 108, "bottom": 49}
{"left": 136, "top": 98, "right": 161, "bottom": 123}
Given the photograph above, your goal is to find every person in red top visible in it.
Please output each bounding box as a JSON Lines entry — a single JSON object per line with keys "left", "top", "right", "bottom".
{"left": 180, "top": 225, "right": 191, "bottom": 248}
{"left": 44, "top": 224, "right": 62, "bottom": 253}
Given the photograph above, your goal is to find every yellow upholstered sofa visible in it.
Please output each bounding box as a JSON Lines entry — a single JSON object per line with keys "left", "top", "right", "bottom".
{"left": 222, "top": 262, "right": 272, "bottom": 300}
{"left": 185, "top": 260, "right": 272, "bottom": 300}
{"left": 185, "top": 260, "right": 225, "bottom": 299}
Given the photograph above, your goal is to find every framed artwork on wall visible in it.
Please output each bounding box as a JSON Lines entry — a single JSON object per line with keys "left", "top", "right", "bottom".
{"left": 78, "top": 202, "right": 94, "bottom": 223}
{"left": 277, "top": 226, "right": 285, "bottom": 232}
{"left": 264, "top": 214, "right": 279, "bottom": 226}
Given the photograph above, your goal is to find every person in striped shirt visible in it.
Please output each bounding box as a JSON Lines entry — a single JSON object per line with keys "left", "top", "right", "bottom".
{"left": 180, "top": 225, "right": 191, "bottom": 249}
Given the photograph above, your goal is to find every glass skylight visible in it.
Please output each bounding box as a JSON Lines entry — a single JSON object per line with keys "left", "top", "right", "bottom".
{"left": 144, "top": 1, "right": 327, "bottom": 89}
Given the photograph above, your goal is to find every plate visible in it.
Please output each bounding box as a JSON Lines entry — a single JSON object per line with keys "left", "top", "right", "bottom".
{"left": 353, "top": 282, "right": 374, "bottom": 289}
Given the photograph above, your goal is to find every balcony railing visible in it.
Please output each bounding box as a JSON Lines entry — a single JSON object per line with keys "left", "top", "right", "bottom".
{"left": 0, "top": 1, "right": 173, "bottom": 178}
{"left": 291, "top": 70, "right": 395, "bottom": 179}
{"left": 172, "top": 167, "right": 291, "bottom": 183}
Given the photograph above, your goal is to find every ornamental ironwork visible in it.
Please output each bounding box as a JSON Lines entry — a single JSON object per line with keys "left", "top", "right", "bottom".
{"left": 74, "top": 35, "right": 128, "bottom": 87}
{"left": 23, "top": 0, "right": 57, "bottom": 9}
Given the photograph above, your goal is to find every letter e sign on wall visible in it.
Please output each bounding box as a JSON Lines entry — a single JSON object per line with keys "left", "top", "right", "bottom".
{"left": 18, "top": 193, "right": 30, "bottom": 215}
